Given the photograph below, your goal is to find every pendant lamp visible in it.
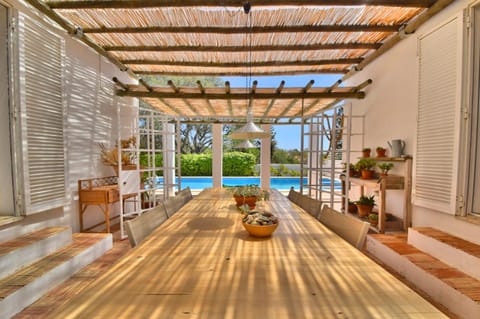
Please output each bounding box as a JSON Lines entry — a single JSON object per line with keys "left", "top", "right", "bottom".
{"left": 235, "top": 140, "right": 257, "bottom": 149}
{"left": 229, "top": 2, "right": 270, "bottom": 140}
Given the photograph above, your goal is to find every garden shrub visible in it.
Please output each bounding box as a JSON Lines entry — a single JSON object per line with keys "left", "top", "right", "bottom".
{"left": 181, "top": 153, "right": 212, "bottom": 176}
{"left": 223, "top": 152, "right": 256, "bottom": 176}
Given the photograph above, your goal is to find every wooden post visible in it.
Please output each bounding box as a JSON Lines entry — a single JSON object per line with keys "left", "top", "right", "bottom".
{"left": 404, "top": 157, "right": 413, "bottom": 230}
{"left": 378, "top": 178, "right": 386, "bottom": 233}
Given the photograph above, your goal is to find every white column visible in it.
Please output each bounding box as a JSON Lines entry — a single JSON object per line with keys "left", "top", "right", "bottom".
{"left": 309, "top": 121, "right": 321, "bottom": 198}
{"left": 212, "top": 123, "right": 223, "bottom": 188}
{"left": 260, "top": 124, "right": 271, "bottom": 190}
{"left": 164, "top": 121, "right": 176, "bottom": 196}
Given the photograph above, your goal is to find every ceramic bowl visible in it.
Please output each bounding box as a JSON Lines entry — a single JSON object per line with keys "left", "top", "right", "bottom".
{"left": 242, "top": 222, "right": 278, "bottom": 237}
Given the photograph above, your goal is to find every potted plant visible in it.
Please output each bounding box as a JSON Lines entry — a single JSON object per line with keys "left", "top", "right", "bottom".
{"left": 230, "top": 185, "right": 267, "bottom": 209}
{"left": 347, "top": 199, "right": 358, "bottom": 214}
{"left": 348, "top": 163, "right": 359, "bottom": 177}
{"left": 378, "top": 162, "right": 394, "bottom": 176}
{"left": 376, "top": 146, "right": 387, "bottom": 158}
{"left": 362, "top": 147, "right": 371, "bottom": 158}
{"left": 368, "top": 213, "right": 378, "bottom": 226}
{"left": 356, "top": 195, "right": 376, "bottom": 217}
{"left": 356, "top": 158, "right": 377, "bottom": 179}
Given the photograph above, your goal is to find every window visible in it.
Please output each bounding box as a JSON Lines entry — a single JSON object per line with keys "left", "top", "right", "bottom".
{"left": 12, "top": 13, "right": 66, "bottom": 214}
{"left": 414, "top": 17, "right": 462, "bottom": 214}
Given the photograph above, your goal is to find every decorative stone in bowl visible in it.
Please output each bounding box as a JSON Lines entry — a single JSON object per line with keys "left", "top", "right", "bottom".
{"left": 242, "top": 211, "right": 279, "bottom": 237}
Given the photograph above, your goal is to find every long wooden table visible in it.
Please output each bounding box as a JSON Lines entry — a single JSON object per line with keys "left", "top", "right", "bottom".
{"left": 49, "top": 188, "right": 446, "bottom": 318}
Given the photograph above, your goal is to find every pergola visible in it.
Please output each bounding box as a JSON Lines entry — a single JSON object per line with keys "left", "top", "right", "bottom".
{"left": 25, "top": 0, "right": 453, "bottom": 121}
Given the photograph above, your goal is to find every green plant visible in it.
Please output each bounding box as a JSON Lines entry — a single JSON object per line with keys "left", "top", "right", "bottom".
{"left": 362, "top": 147, "right": 371, "bottom": 152}
{"left": 368, "top": 213, "right": 378, "bottom": 221}
{"left": 230, "top": 185, "right": 268, "bottom": 200}
{"left": 356, "top": 195, "right": 376, "bottom": 206}
{"left": 223, "top": 152, "right": 256, "bottom": 176}
{"left": 378, "top": 162, "right": 394, "bottom": 174}
{"left": 376, "top": 146, "right": 386, "bottom": 151}
{"left": 355, "top": 158, "right": 376, "bottom": 171}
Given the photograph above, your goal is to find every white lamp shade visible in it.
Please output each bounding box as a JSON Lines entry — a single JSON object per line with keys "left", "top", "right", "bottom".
{"left": 235, "top": 140, "right": 257, "bottom": 148}
{"left": 229, "top": 121, "right": 271, "bottom": 139}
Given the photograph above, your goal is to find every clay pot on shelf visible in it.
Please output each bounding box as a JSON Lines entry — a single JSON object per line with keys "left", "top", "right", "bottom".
{"left": 376, "top": 147, "right": 387, "bottom": 158}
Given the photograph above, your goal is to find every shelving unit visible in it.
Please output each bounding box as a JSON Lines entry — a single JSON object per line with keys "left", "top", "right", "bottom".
{"left": 301, "top": 103, "right": 365, "bottom": 211}
{"left": 342, "top": 156, "right": 413, "bottom": 233}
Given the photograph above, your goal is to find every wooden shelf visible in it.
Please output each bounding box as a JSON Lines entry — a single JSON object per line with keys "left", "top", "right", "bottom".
{"left": 342, "top": 157, "right": 412, "bottom": 233}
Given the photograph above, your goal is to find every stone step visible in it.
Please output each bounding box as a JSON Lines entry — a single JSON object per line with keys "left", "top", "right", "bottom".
{"left": 367, "top": 233, "right": 480, "bottom": 319}
{"left": 0, "top": 226, "right": 72, "bottom": 279}
{"left": 408, "top": 227, "right": 480, "bottom": 281}
{"left": 0, "top": 232, "right": 112, "bottom": 319}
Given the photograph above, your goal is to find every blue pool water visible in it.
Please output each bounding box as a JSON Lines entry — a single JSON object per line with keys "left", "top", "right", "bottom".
{"left": 156, "top": 176, "right": 341, "bottom": 190}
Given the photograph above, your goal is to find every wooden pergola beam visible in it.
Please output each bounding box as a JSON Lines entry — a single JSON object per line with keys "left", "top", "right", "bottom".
{"left": 197, "top": 80, "right": 216, "bottom": 114}
{"left": 262, "top": 80, "right": 285, "bottom": 118}
{"left": 117, "top": 91, "right": 365, "bottom": 100}
{"left": 83, "top": 24, "right": 401, "bottom": 34}
{"left": 105, "top": 43, "right": 381, "bottom": 52}
{"left": 122, "top": 58, "right": 363, "bottom": 67}
{"left": 225, "top": 81, "right": 234, "bottom": 117}
{"left": 46, "top": 1, "right": 435, "bottom": 9}
{"left": 134, "top": 69, "right": 349, "bottom": 76}
{"left": 277, "top": 80, "right": 315, "bottom": 118}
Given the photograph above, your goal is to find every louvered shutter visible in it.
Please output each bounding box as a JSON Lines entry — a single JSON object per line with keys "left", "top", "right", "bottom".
{"left": 414, "top": 17, "right": 462, "bottom": 214}
{"left": 16, "top": 13, "right": 66, "bottom": 214}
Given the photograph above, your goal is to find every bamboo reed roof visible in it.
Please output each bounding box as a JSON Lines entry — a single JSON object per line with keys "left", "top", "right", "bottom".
{"left": 28, "top": 0, "right": 453, "bottom": 120}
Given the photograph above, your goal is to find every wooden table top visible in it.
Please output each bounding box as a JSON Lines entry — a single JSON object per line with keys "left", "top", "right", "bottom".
{"left": 49, "top": 188, "right": 445, "bottom": 319}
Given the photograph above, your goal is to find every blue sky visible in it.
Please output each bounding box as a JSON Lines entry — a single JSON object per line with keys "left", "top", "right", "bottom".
{"left": 221, "top": 74, "right": 342, "bottom": 150}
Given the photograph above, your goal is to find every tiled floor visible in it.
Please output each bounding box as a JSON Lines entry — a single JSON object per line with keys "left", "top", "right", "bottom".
{"left": 13, "top": 231, "right": 131, "bottom": 319}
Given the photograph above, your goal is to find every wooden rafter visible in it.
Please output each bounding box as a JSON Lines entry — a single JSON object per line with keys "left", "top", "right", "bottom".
{"left": 105, "top": 43, "right": 380, "bottom": 52}
{"left": 225, "top": 81, "right": 234, "bottom": 117}
{"left": 122, "top": 58, "right": 363, "bottom": 68}
{"left": 45, "top": 0, "right": 435, "bottom": 9}
{"left": 116, "top": 91, "right": 365, "bottom": 100}
{"left": 133, "top": 69, "right": 349, "bottom": 76}
{"left": 83, "top": 24, "right": 401, "bottom": 34}
{"left": 262, "top": 81, "right": 285, "bottom": 118}
{"left": 277, "top": 80, "right": 315, "bottom": 118}
{"left": 197, "top": 80, "right": 216, "bottom": 114}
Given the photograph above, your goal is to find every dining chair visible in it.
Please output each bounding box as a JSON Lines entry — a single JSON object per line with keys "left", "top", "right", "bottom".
{"left": 287, "top": 187, "right": 300, "bottom": 205}
{"left": 178, "top": 186, "right": 193, "bottom": 205}
{"left": 317, "top": 204, "right": 370, "bottom": 249}
{"left": 297, "top": 195, "right": 322, "bottom": 218}
{"left": 125, "top": 204, "right": 168, "bottom": 247}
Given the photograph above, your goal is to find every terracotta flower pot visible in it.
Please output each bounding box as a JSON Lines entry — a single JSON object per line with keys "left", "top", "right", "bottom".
{"left": 348, "top": 203, "right": 358, "bottom": 214}
{"left": 362, "top": 150, "right": 371, "bottom": 158}
{"left": 233, "top": 195, "right": 257, "bottom": 209}
{"left": 356, "top": 204, "right": 373, "bottom": 217}
{"left": 376, "top": 149, "right": 387, "bottom": 158}
{"left": 361, "top": 169, "right": 375, "bottom": 179}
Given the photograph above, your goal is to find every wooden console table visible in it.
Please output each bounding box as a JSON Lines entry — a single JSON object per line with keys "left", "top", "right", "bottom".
{"left": 78, "top": 176, "right": 131, "bottom": 233}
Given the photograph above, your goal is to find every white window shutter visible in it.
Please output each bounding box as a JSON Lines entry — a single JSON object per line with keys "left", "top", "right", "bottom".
{"left": 414, "top": 17, "right": 462, "bottom": 214}
{"left": 16, "top": 14, "right": 66, "bottom": 214}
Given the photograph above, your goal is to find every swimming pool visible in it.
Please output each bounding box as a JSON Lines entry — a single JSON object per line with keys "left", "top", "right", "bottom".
{"left": 156, "top": 176, "right": 341, "bottom": 190}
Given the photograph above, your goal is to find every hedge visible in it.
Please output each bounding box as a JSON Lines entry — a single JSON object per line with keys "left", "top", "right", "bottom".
{"left": 139, "top": 152, "right": 257, "bottom": 176}
{"left": 223, "top": 152, "right": 256, "bottom": 176}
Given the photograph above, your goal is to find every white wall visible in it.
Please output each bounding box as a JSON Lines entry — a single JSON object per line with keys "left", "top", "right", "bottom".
{"left": 0, "top": 0, "right": 137, "bottom": 236}
{"left": 343, "top": 0, "right": 480, "bottom": 242}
